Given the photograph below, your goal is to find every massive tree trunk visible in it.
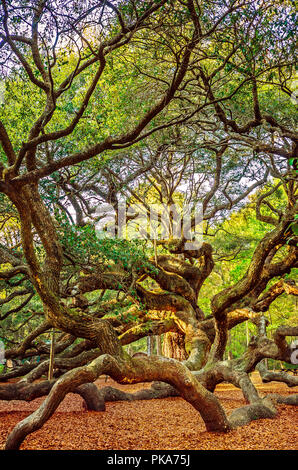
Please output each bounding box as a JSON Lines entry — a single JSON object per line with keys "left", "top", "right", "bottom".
{"left": 1, "top": 186, "right": 297, "bottom": 449}
{"left": 162, "top": 332, "right": 188, "bottom": 361}
{"left": 1, "top": 145, "right": 297, "bottom": 451}
{"left": 0, "top": 185, "right": 232, "bottom": 449}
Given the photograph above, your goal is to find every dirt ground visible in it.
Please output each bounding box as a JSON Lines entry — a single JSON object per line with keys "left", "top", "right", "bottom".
{"left": 0, "top": 372, "right": 297, "bottom": 450}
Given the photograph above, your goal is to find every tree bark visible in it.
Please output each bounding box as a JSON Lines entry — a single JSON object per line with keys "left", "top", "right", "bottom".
{"left": 5, "top": 353, "right": 231, "bottom": 450}
{"left": 162, "top": 332, "right": 188, "bottom": 360}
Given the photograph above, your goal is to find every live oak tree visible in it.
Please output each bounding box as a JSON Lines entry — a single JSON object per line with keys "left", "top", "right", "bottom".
{"left": 0, "top": 0, "right": 297, "bottom": 450}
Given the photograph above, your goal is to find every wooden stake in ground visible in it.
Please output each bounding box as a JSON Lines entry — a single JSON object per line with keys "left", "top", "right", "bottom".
{"left": 147, "top": 336, "right": 154, "bottom": 356}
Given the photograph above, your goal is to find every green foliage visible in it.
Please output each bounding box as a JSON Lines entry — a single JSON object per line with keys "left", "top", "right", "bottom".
{"left": 55, "top": 208, "right": 156, "bottom": 274}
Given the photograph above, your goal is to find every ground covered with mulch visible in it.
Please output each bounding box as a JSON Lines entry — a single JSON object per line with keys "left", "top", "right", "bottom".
{"left": 0, "top": 373, "right": 297, "bottom": 450}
